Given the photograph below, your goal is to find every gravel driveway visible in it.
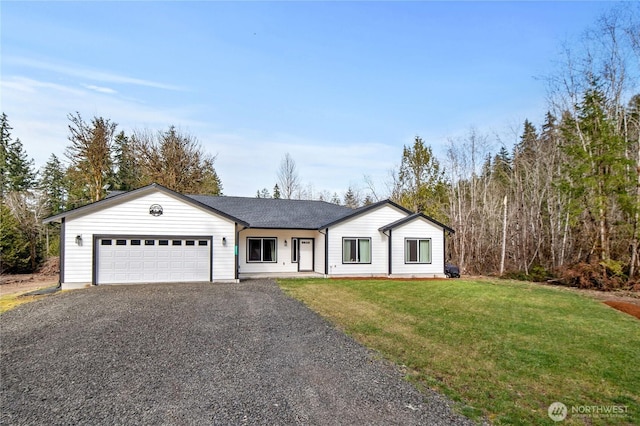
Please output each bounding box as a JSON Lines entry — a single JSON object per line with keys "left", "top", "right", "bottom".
{"left": 1, "top": 280, "right": 473, "bottom": 425}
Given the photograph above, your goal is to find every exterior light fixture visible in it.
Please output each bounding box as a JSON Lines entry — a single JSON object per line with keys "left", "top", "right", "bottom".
{"left": 222, "top": 237, "right": 227, "bottom": 246}
{"left": 284, "top": 240, "right": 288, "bottom": 247}
{"left": 75, "top": 235, "right": 83, "bottom": 245}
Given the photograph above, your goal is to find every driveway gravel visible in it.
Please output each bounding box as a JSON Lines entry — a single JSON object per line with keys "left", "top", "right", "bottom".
{"left": 1, "top": 280, "right": 473, "bottom": 425}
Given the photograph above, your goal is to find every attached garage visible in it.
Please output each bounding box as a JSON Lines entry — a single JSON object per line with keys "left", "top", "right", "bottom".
{"left": 95, "top": 236, "right": 212, "bottom": 284}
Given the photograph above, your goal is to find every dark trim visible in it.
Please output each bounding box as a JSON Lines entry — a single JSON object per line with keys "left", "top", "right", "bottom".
{"left": 443, "top": 229, "right": 447, "bottom": 274}
{"left": 387, "top": 230, "right": 392, "bottom": 275}
{"left": 324, "top": 228, "right": 329, "bottom": 275}
{"left": 341, "top": 237, "right": 373, "bottom": 265}
{"left": 379, "top": 212, "right": 455, "bottom": 235}
{"left": 403, "top": 237, "right": 433, "bottom": 264}
{"left": 60, "top": 218, "right": 65, "bottom": 285}
{"left": 245, "top": 236, "right": 278, "bottom": 263}
{"left": 291, "top": 237, "right": 298, "bottom": 263}
{"left": 93, "top": 234, "right": 214, "bottom": 285}
{"left": 297, "top": 238, "right": 315, "bottom": 272}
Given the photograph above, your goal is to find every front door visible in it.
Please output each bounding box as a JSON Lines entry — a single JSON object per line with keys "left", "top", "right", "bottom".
{"left": 298, "top": 238, "right": 314, "bottom": 272}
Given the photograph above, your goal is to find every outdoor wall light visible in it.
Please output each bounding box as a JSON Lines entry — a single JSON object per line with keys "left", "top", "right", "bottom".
{"left": 284, "top": 240, "right": 288, "bottom": 247}
{"left": 222, "top": 237, "right": 227, "bottom": 246}
{"left": 75, "top": 235, "right": 83, "bottom": 245}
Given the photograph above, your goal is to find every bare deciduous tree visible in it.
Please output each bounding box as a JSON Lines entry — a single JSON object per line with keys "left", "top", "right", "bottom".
{"left": 277, "top": 153, "right": 300, "bottom": 199}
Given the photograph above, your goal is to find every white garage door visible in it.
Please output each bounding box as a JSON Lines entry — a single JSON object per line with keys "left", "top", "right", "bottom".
{"left": 96, "top": 237, "right": 211, "bottom": 284}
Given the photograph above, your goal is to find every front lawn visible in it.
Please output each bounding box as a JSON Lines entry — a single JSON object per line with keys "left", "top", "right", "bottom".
{"left": 278, "top": 278, "right": 639, "bottom": 425}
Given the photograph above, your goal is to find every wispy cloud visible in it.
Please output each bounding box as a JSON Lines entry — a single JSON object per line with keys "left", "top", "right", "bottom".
{"left": 6, "top": 56, "right": 184, "bottom": 91}
{"left": 83, "top": 84, "right": 117, "bottom": 94}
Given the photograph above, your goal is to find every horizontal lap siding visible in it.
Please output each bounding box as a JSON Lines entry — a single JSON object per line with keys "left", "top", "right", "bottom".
{"left": 238, "top": 229, "right": 321, "bottom": 274}
{"left": 64, "top": 192, "right": 236, "bottom": 284}
{"left": 391, "top": 218, "right": 445, "bottom": 276}
{"left": 328, "top": 206, "right": 406, "bottom": 276}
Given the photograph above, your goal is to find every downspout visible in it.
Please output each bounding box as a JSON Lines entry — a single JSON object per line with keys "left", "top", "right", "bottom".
{"left": 236, "top": 225, "right": 247, "bottom": 282}
{"left": 382, "top": 229, "right": 392, "bottom": 276}
{"left": 58, "top": 218, "right": 65, "bottom": 288}
{"left": 443, "top": 229, "right": 446, "bottom": 276}
{"left": 319, "top": 228, "right": 329, "bottom": 276}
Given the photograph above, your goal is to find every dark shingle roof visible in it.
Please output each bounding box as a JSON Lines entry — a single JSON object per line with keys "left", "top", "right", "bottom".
{"left": 188, "top": 195, "right": 354, "bottom": 229}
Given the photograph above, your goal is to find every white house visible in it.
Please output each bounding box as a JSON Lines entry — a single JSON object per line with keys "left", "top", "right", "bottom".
{"left": 44, "top": 183, "right": 455, "bottom": 289}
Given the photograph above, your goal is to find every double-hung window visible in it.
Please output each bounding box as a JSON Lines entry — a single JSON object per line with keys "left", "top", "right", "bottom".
{"left": 405, "top": 238, "right": 431, "bottom": 263}
{"left": 342, "top": 238, "right": 371, "bottom": 264}
{"left": 247, "top": 238, "right": 277, "bottom": 262}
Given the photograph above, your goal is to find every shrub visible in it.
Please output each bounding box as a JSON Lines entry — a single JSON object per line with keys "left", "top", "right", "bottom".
{"left": 557, "top": 261, "right": 627, "bottom": 291}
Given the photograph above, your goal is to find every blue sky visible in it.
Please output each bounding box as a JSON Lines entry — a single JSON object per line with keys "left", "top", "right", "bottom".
{"left": 1, "top": 1, "right": 613, "bottom": 197}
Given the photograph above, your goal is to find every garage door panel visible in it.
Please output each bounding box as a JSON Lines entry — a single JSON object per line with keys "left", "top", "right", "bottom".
{"left": 97, "top": 237, "right": 211, "bottom": 284}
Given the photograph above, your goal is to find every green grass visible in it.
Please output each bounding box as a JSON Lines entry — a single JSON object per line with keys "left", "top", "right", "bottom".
{"left": 278, "top": 278, "right": 640, "bottom": 425}
{"left": 0, "top": 288, "right": 52, "bottom": 314}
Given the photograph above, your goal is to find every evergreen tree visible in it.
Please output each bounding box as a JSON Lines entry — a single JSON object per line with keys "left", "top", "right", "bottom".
{"left": 6, "top": 138, "right": 37, "bottom": 192}
{"left": 273, "top": 184, "right": 281, "bottom": 199}
{"left": 0, "top": 114, "right": 36, "bottom": 194}
{"left": 330, "top": 192, "right": 341, "bottom": 205}
{"left": 112, "top": 131, "right": 138, "bottom": 191}
{"left": 396, "top": 136, "right": 447, "bottom": 220}
{"left": 38, "top": 154, "right": 67, "bottom": 215}
{"left": 561, "top": 81, "right": 632, "bottom": 261}
{"left": 0, "top": 113, "right": 11, "bottom": 196}
{"left": 343, "top": 187, "right": 359, "bottom": 208}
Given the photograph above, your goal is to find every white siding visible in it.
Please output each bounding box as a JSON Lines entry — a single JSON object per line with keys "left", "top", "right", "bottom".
{"left": 390, "top": 217, "right": 446, "bottom": 277}
{"left": 327, "top": 205, "right": 406, "bottom": 276}
{"left": 63, "top": 191, "right": 236, "bottom": 286}
{"left": 238, "top": 229, "right": 323, "bottom": 276}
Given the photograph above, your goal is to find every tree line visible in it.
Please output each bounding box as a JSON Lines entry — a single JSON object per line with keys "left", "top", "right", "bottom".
{"left": 2, "top": 4, "right": 638, "bottom": 288}
{"left": 1, "top": 112, "right": 222, "bottom": 273}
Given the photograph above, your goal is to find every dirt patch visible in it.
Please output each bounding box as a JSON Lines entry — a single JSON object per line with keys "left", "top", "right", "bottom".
{"left": 604, "top": 301, "right": 640, "bottom": 320}
{"left": 0, "top": 257, "right": 59, "bottom": 296}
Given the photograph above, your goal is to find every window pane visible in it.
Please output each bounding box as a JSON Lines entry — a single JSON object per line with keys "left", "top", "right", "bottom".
{"left": 186, "top": 240, "right": 195, "bottom": 246}
{"left": 101, "top": 239, "right": 112, "bottom": 245}
{"left": 131, "top": 240, "right": 141, "bottom": 246}
{"left": 248, "top": 239, "right": 262, "bottom": 261}
{"left": 263, "top": 239, "right": 276, "bottom": 262}
{"left": 145, "top": 240, "right": 155, "bottom": 246}
{"left": 116, "top": 239, "right": 127, "bottom": 246}
{"left": 172, "top": 240, "right": 182, "bottom": 246}
{"left": 343, "top": 239, "right": 354, "bottom": 263}
{"left": 406, "top": 239, "right": 418, "bottom": 262}
{"left": 198, "top": 240, "right": 208, "bottom": 246}
{"left": 159, "top": 240, "right": 169, "bottom": 246}
{"left": 359, "top": 239, "right": 371, "bottom": 263}
{"left": 419, "top": 239, "right": 431, "bottom": 263}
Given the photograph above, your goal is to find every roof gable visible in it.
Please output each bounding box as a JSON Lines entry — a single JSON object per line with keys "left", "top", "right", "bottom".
{"left": 379, "top": 212, "right": 455, "bottom": 234}
{"left": 320, "top": 199, "right": 412, "bottom": 229}
{"left": 43, "top": 183, "right": 248, "bottom": 226}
